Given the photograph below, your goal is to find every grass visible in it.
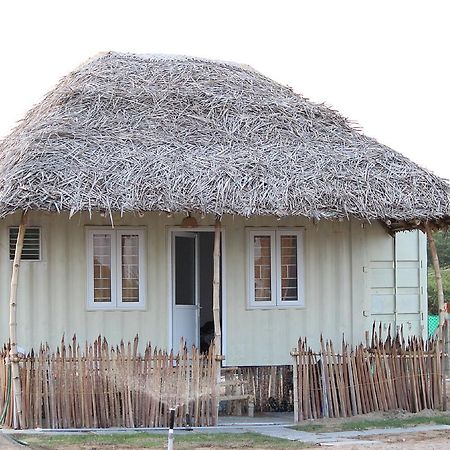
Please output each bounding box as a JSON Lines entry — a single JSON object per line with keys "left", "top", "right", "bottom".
{"left": 15, "top": 415, "right": 450, "bottom": 448}
{"left": 14, "top": 431, "right": 310, "bottom": 449}
{"left": 291, "top": 415, "right": 450, "bottom": 433}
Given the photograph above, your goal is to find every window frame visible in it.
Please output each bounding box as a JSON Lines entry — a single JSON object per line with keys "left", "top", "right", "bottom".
{"left": 248, "top": 230, "right": 277, "bottom": 307}
{"left": 247, "top": 228, "right": 304, "bottom": 309}
{"left": 86, "top": 227, "right": 146, "bottom": 311}
{"left": 276, "top": 229, "right": 305, "bottom": 307}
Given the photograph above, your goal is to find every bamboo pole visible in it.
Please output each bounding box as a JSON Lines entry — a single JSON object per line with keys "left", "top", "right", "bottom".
{"left": 9, "top": 212, "right": 27, "bottom": 428}
{"left": 425, "top": 224, "right": 446, "bottom": 328}
{"left": 212, "top": 218, "right": 222, "bottom": 358}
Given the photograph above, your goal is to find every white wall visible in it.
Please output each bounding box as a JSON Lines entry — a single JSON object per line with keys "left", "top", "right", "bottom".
{"left": 223, "top": 216, "right": 355, "bottom": 365}
{"left": 0, "top": 211, "right": 173, "bottom": 352}
{"left": 0, "top": 211, "right": 425, "bottom": 366}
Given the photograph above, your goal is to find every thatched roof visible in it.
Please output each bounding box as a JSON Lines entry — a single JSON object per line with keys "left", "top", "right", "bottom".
{"left": 0, "top": 51, "right": 449, "bottom": 229}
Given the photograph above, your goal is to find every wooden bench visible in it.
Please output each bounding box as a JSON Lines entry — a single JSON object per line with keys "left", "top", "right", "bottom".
{"left": 219, "top": 368, "right": 255, "bottom": 417}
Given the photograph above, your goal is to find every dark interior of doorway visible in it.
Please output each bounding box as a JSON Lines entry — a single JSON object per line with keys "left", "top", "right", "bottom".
{"left": 198, "top": 232, "right": 222, "bottom": 353}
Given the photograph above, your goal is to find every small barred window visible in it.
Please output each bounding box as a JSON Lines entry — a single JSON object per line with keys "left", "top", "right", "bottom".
{"left": 9, "top": 227, "right": 41, "bottom": 260}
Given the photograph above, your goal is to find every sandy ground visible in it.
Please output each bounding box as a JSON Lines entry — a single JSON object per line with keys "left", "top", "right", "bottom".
{"left": 298, "top": 409, "right": 450, "bottom": 449}
{"left": 304, "top": 429, "right": 450, "bottom": 449}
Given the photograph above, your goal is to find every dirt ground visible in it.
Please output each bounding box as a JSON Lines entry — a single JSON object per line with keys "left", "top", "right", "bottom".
{"left": 299, "top": 409, "right": 450, "bottom": 449}
{"left": 304, "top": 429, "right": 450, "bottom": 449}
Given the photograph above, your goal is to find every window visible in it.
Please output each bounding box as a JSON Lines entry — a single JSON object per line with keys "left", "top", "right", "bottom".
{"left": 248, "top": 228, "right": 304, "bottom": 308}
{"left": 86, "top": 228, "right": 146, "bottom": 310}
{"left": 9, "top": 227, "right": 41, "bottom": 260}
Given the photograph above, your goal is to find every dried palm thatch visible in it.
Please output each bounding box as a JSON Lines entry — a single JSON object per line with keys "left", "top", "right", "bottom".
{"left": 0, "top": 52, "right": 449, "bottom": 229}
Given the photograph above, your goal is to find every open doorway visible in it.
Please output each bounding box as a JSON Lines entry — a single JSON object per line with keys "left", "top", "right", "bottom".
{"left": 171, "top": 230, "right": 222, "bottom": 352}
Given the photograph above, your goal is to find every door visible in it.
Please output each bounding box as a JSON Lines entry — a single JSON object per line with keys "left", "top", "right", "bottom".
{"left": 172, "top": 232, "right": 199, "bottom": 350}
{"left": 394, "top": 230, "right": 427, "bottom": 338}
{"left": 369, "top": 229, "right": 426, "bottom": 339}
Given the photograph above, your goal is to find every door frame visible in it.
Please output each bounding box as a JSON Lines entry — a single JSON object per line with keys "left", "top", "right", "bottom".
{"left": 167, "top": 226, "right": 227, "bottom": 357}
{"left": 172, "top": 231, "right": 200, "bottom": 348}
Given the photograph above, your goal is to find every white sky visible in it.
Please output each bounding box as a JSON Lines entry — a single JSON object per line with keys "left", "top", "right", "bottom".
{"left": 1, "top": 0, "right": 449, "bottom": 179}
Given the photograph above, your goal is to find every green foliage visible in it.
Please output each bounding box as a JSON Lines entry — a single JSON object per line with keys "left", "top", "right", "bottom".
{"left": 427, "top": 230, "right": 450, "bottom": 313}
{"left": 427, "top": 230, "right": 450, "bottom": 268}
{"left": 427, "top": 267, "right": 450, "bottom": 315}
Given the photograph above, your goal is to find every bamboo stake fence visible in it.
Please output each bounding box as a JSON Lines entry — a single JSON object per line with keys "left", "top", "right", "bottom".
{"left": 0, "top": 336, "right": 219, "bottom": 429}
{"left": 1, "top": 327, "right": 447, "bottom": 428}
{"left": 292, "top": 324, "right": 448, "bottom": 421}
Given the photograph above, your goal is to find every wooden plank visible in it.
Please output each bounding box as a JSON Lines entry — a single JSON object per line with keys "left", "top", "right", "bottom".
{"left": 326, "top": 341, "right": 339, "bottom": 417}
{"left": 33, "top": 349, "right": 40, "bottom": 428}
{"left": 440, "top": 334, "right": 447, "bottom": 411}
{"left": 409, "top": 341, "right": 419, "bottom": 412}
{"left": 309, "top": 351, "right": 318, "bottom": 419}
{"left": 330, "top": 340, "right": 346, "bottom": 417}
{"left": 319, "top": 336, "right": 330, "bottom": 418}
{"left": 356, "top": 346, "right": 370, "bottom": 413}
{"left": 23, "top": 356, "right": 31, "bottom": 428}
{"left": 297, "top": 340, "right": 304, "bottom": 420}
{"left": 417, "top": 337, "right": 428, "bottom": 410}
{"left": 304, "top": 344, "right": 311, "bottom": 419}
{"left": 373, "top": 347, "right": 387, "bottom": 411}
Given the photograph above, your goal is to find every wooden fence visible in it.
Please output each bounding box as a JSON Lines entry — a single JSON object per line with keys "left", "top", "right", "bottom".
{"left": 0, "top": 336, "right": 219, "bottom": 429}
{"left": 292, "top": 326, "right": 448, "bottom": 421}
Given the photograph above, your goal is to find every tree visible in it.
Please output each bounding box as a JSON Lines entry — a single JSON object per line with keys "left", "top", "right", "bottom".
{"left": 427, "top": 230, "right": 450, "bottom": 268}
{"left": 427, "top": 230, "right": 450, "bottom": 314}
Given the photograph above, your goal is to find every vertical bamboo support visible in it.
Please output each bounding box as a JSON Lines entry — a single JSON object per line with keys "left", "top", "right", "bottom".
{"left": 9, "top": 212, "right": 27, "bottom": 428}
{"left": 292, "top": 349, "right": 299, "bottom": 422}
{"left": 212, "top": 218, "right": 222, "bottom": 423}
{"left": 212, "top": 218, "right": 222, "bottom": 358}
{"left": 425, "top": 224, "right": 446, "bottom": 328}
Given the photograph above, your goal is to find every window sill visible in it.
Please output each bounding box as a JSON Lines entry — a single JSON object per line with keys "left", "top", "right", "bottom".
{"left": 247, "top": 304, "right": 306, "bottom": 311}
{"left": 86, "top": 305, "right": 147, "bottom": 312}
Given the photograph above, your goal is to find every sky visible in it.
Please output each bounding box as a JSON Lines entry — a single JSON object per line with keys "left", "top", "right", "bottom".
{"left": 1, "top": 0, "right": 449, "bottom": 179}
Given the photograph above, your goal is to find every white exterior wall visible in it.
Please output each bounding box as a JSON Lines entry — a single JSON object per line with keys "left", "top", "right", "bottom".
{"left": 224, "top": 216, "right": 354, "bottom": 365}
{"left": 0, "top": 211, "right": 172, "bottom": 351}
{"left": 0, "top": 211, "right": 426, "bottom": 366}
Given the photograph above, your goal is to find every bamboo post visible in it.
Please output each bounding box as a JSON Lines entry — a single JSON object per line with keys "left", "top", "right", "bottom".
{"left": 212, "top": 218, "right": 222, "bottom": 358}
{"left": 425, "top": 224, "right": 446, "bottom": 328}
{"left": 9, "top": 212, "right": 27, "bottom": 428}
{"left": 212, "top": 218, "right": 222, "bottom": 422}
{"left": 292, "top": 347, "right": 299, "bottom": 421}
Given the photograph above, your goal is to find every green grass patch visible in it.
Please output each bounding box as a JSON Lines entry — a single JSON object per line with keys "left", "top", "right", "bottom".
{"left": 15, "top": 431, "right": 309, "bottom": 449}
{"left": 292, "top": 415, "right": 450, "bottom": 433}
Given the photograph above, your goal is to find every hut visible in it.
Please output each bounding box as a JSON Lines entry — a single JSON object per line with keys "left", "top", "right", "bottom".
{"left": 0, "top": 52, "right": 449, "bottom": 368}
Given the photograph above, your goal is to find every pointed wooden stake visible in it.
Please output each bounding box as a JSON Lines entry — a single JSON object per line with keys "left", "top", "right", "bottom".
{"left": 212, "top": 218, "right": 222, "bottom": 359}
{"left": 9, "top": 211, "right": 27, "bottom": 428}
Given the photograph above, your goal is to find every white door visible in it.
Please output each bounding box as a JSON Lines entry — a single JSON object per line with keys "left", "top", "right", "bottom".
{"left": 369, "top": 230, "right": 426, "bottom": 339}
{"left": 172, "top": 232, "right": 199, "bottom": 350}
